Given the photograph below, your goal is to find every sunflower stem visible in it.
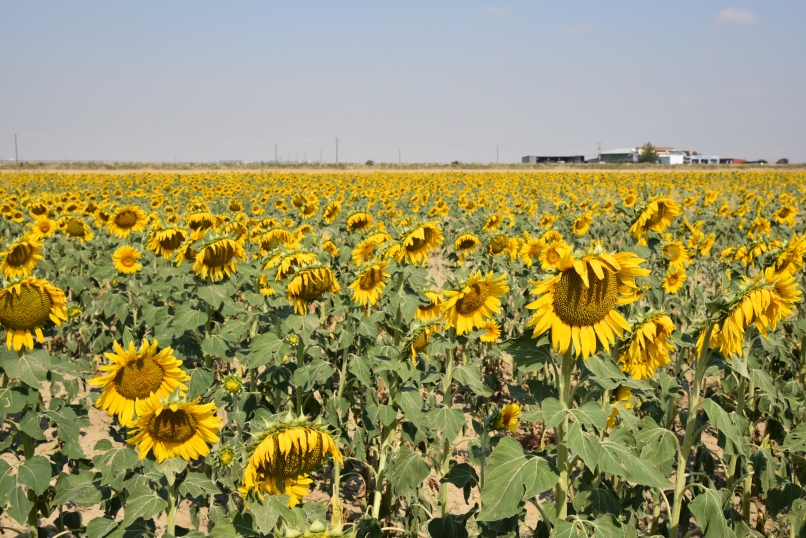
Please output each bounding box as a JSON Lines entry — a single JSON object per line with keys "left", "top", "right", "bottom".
{"left": 554, "top": 346, "right": 574, "bottom": 520}
{"left": 203, "top": 301, "right": 213, "bottom": 369}
{"left": 295, "top": 336, "right": 305, "bottom": 414}
{"left": 669, "top": 322, "right": 713, "bottom": 538}
{"left": 439, "top": 352, "right": 454, "bottom": 517}
{"left": 166, "top": 479, "right": 177, "bottom": 537}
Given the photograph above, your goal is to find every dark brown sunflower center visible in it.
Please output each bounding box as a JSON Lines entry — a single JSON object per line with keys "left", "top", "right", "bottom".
{"left": 359, "top": 267, "right": 383, "bottom": 291}
{"left": 202, "top": 243, "right": 235, "bottom": 267}
{"left": 0, "top": 286, "right": 53, "bottom": 330}
{"left": 146, "top": 409, "right": 197, "bottom": 443}
{"left": 256, "top": 430, "right": 325, "bottom": 479}
{"left": 455, "top": 282, "right": 490, "bottom": 315}
{"left": 779, "top": 207, "right": 792, "bottom": 218}
{"left": 6, "top": 244, "right": 34, "bottom": 267}
{"left": 113, "top": 355, "right": 165, "bottom": 399}
{"left": 65, "top": 219, "right": 86, "bottom": 237}
{"left": 457, "top": 238, "right": 477, "bottom": 250}
{"left": 31, "top": 205, "right": 47, "bottom": 216}
{"left": 159, "top": 232, "right": 185, "bottom": 251}
{"left": 407, "top": 228, "right": 433, "bottom": 251}
{"left": 115, "top": 211, "right": 138, "bottom": 229}
{"left": 646, "top": 204, "right": 667, "bottom": 227}
{"left": 189, "top": 217, "right": 213, "bottom": 231}
{"left": 297, "top": 272, "right": 332, "bottom": 300}
{"left": 349, "top": 216, "right": 370, "bottom": 231}
{"left": 229, "top": 201, "right": 242, "bottom": 211}
{"left": 552, "top": 264, "right": 619, "bottom": 326}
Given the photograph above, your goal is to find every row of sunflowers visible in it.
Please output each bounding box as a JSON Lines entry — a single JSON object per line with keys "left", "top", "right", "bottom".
{"left": 0, "top": 170, "right": 805, "bottom": 537}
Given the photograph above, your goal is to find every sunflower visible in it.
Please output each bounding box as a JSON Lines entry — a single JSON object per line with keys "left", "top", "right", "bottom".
{"left": 127, "top": 393, "right": 222, "bottom": 462}
{"left": 483, "top": 214, "right": 504, "bottom": 232}
{"left": 775, "top": 204, "right": 798, "bottom": 227}
{"left": 322, "top": 240, "right": 339, "bottom": 257}
{"left": 454, "top": 233, "right": 481, "bottom": 261}
{"left": 493, "top": 403, "right": 521, "bottom": 433}
{"left": 267, "top": 250, "right": 319, "bottom": 281}
{"left": 607, "top": 386, "right": 633, "bottom": 429}
{"left": 770, "top": 233, "right": 806, "bottom": 277}
{"left": 352, "top": 238, "right": 380, "bottom": 267}
{"left": 540, "top": 239, "right": 568, "bottom": 271}
{"left": 443, "top": 271, "right": 509, "bottom": 336}
{"left": 526, "top": 245, "right": 650, "bottom": 359}
{"left": 415, "top": 291, "right": 445, "bottom": 322}
{"left": 323, "top": 201, "right": 341, "bottom": 225}
{"left": 480, "top": 320, "right": 501, "bottom": 343}
{"left": 572, "top": 213, "right": 593, "bottom": 236}
{"left": 400, "top": 222, "right": 443, "bottom": 265}
{"left": 702, "top": 267, "right": 801, "bottom": 357}
{"left": 257, "top": 228, "right": 294, "bottom": 254}
{"left": 192, "top": 236, "right": 246, "bottom": 282}
{"left": 747, "top": 217, "right": 771, "bottom": 239}
{"left": 346, "top": 212, "right": 373, "bottom": 233}
{"left": 58, "top": 217, "right": 94, "bottom": 242}
{"left": 29, "top": 218, "right": 57, "bottom": 240}
{"left": 146, "top": 227, "right": 189, "bottom": 258}
{"left": 107, "top": 205, "right": 147, "bottom": 238}
{"left": 0, "top": 277, "right": 67, "bottom": 351}
{"left": 519, "top": 235, "right": 546, "bottom": 267}
{"left": 186, "top": 211, "right": 218, "bottom": 238}
{"left": 622, "top": 194, "right": 638, "bottom": 208}
{"left": 662, "top": 241, "right": 689, "bottom": 268}
{"left": 89, "top": 338, "right": 190, "bottom": 426}
{"left": 0, "top": 238, "right": 43, "bottom": 279}
{"left": 112, "top": 245, "right": 143, "bottom": 274}
{"left": 349, "top": 259, "right": 390, "bottom": 307}
{"left": 539, "top": 213, "right": 556, "bottom": 228}
{"left": 699, "top": 233, "right": 716, "bottom": 257}
{"left": 629, "top": 198, "right": 681, "bottom": 239}
{"left": 242, "top": 414, "right": 342, "bottom": 493}
{"left": 28, "top": 202, "right": 49, "bottom": 219}
{"left": 662, "top": 266, "right": 686, "bottom": 294}
{"left": 286, "top": 265, "right": 341, "bottom": 315}
{"left": 618, "top": 313, "right": 675, "bottom": 380}
{"left": 487, "top": 234, "right": 509, "bottom": 256}
{"left": 241, "top": 474, "right": 313, "bottom": 508}
{"left": 406, "top": 323, "right": 439, "bottom": 364}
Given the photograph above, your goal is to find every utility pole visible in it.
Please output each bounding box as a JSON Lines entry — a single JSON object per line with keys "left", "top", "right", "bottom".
{"left": 335, "top": 138, "right": 339, "bottom": 164}
{"left": 15, "top": 134, "right": 18, "bottom": 163}
{"left": 275, "top": 144, "right": 278, "bottom": 163}
{"left": 597, "top": 142, "right": 601, "bottom": 160}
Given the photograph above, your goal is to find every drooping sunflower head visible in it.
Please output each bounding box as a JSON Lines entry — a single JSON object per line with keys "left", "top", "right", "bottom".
{"left": 299, "top": 203, "right": 319, "bottom": 220}
{"left": 286, "top": 264, "right": 341, "bottom": 315}
{"left": 147, "top": 227, "right": 189, "bottom": 258}
{"left": 58, "top": 216, "right": 94, "bottom": 242}
{"left": 487, "top": 234, "right": 509, "bottom": 256}
{"left": 112, "top": 245, "right": 143, "bottom": 274}
{"left": 258, "top": 228, "right": 295, "bottom": 254}
{"left": 0, "top": 277, "right": 67, "bottom": 351}
{"left": 480, "top": 319, "right": 501, "bottom": 343}
{"left": 192, "top": 236, "right": 246, "bottom": 282}
{"left": 108, "top": 205, "right": 147, "bottom": 238}
{"left": 454, "top": 233, "right": 481, "bottom": 260}
{"left": 28, "top": 201, "right": 49, "bottom": 219}
{"left": 770, "top": 233, "right": 806, "bottom": 278}
{"left": 0, "top": 238, "right": 43, "bottom": 279}
{"left": 415, "top": 291, "right": 445, "bottom": 322}
{"left": 607, "top": 385, "right": 633, "bottom": 429}
{"left": 629, "top": 197, "right": 681, "bottom": 239}
{"left": 400, "top": 222, "right": 444, "bottom": 265}
{"left": 443, "top": 271, "right": 509, "bottom": 336}
{"left": 540, "top": 239, "right": 568, "bottom": 271}
{"left": 775, "top": 204, "right": 798, "bottom": 227}
{"left": 405, "top": 322, "right": 440, "bottom": 365}
{"left": 483, "top": 213, "right": 504, "bottom": 232}
{"left": 322, "top": 240, "right": 340, "bottom": 257}
{"left": 662, "top": 241, "right": 689, "bottom": 268}
{"left": 186, "top": 211, "right": 218, "bottom": 238}
{"left": 493, "top": 403, "right": 521, "bottom": 433}
{"left": 526, "top": 244, "right": 650, "bottom": 359}
{"left": 266, "top": 249, "right": 319, "bottom": 281}
{"left": 29, "top": 217, "right": 57, "bottom": 240}
{"left": 348, "top": 259, "right": 390, "bottom": 307}
{"left": 89, "top": 338, "right": 190, "bottom": 426}
{"left": 346, "top": 212, "right": 373, "bottom": 233}
{"left": 618, "top": 312, "right": 676, "bottom": 380}
{"left": 243, "top": 413, "right": 342, "bottom": 490}
{"left": 323, "top": 200, "right": 341, "bottom": 225}
{"left": 127, "top": 392, "right": 222, "bottom": 462}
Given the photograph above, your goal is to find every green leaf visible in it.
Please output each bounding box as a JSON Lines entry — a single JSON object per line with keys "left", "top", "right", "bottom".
{"left": 94, "top": 445, "right": 140, "bottom": 486}
{"left": 441, "top": 463, "right": 479, "bottom": 488}
{"left": 197, "top": 284, "right": 232, "bottom": 309}
{"left": 396, "top": 388, "right": 426, "bottom": 429}
{"left": 283, "top": 314, "right": 320, "bottom": 342}
{"left": 388, "top": 446, "right": 430, "bottom": 497}
{"left": 0, "top": 387, "right": 27, "bottom": 417}
{"left": 783, "top": 422, "right": 806, "bottom": 453}
{"left": 187, "top": 367, "right": 215, "bottom": 400}
{"left": 428, "top": 407, "right": 465, "bottom": 442}
{"left": 155, "top": 457, "right": 188, "bottom": 486}
{"left": 122, "top": 485, "right": 168, "bottom": 527}
{"left": 452, "top": 365, "right": 492, "bottom": 396}
{"left": 570, "top": 402, "right": 609, "bottom": 430}
{"left": 565, "top": 422, "right": 601, "bottom": 471}
{"left": 293, "top": 359, "right": 335, "bottom": 391}
{"left": 247, "top": 332, "right": 286, "bottom": 368}
{"left": 477, "top": 437, "right": 558, "bottom": 521}
{"left": 598, "top": 440, "right": 670, "bottom": 488}
{"left": 768, "top": 481, "right": 803, "bottom": 517}
{"left": 689, "top": 488, "right": 737, "bottom": 538}
{"left": 702, "top": 398, "right": 748, "bottom": 454}
{"left": 586, "top": 516, "right": 624, "bottom": 538}
{"left": 18, "top": 411, "right": 46, "bottom": 440}
{"left": 788, "top": 499, "right": 806, "bottom": 537}
{"left": 573, "top": 489, "right": 620, "bottom": 517}
{"left": 500, "top": 334, "right": 551, "bottom": 373}
{"left": 550, "top": 519, "right": 587, "bottom": 537}
{"left": 179, "top": 470, "right": 221, "bottom": 498}
{"left": 201, "top": 334, "right": 231, "bottom": 358}
{"left": 635, "top": 423, "right": 677, "bottom": 464}
{"left": 53, "top": 471, "right": 109, "bottom": 507}
{"left": 86, "top": 517, "right": 119, "bottom": 538}
{"left": 428, "top": 515, "right": 468, "bottom": 538}
{"left": 541, "top": 398, "right": 567, "bottom": 429}
{"left": 3, "top": 349, "right": 50, "bottom": 389}
{"left": 18, "top": 455, "right": 51, "bottom": 495}
{"left": 251, "top": 495, "right": 294, "bottom": 534}
{"left": 348, "top": 354, "right": 372, "bottom": 387}
{"left": 173, "top": 305, "right": 207, "bottom": 334}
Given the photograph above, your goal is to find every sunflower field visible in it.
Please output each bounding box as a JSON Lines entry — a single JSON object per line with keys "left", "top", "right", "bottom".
{"left": 0, "top": 169, "right": 805, "bottom": 538}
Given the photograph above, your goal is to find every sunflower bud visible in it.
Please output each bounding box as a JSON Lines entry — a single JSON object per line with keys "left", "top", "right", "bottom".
{"left": 221, "top": 374, "right": 245, "bottom": 396}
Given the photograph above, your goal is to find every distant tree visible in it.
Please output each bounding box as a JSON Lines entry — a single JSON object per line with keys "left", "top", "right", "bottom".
{"left": 365, "top": 160, "right": 375, "bottom": 166}
{"left": 638, "top": 142, "right": 659, "bottom": 163}
{"left": 777, "top": 158, "right": 789, "bottom": 165}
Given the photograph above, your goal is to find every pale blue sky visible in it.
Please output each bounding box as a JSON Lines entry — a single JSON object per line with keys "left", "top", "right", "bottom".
{"left": 1, "top": 2, "right": 804, "bottom": 163}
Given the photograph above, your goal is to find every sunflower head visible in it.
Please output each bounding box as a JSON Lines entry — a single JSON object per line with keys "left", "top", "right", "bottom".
{"left": 618, "top": 312, "right": 676, "bottom": 380}
{"left": 493, "top": 403, "right": 521, "bottom": 433}
{"left": 346, "top": 212, "right": 373, "bottom": 233}
{"left": 286, "top": 264, "right": 341, "bottom": 314}
{"left": 58, "top": 217, "right": 94, "bottom": 242}
{"left": 0, "top": 277, "right": 68, "bottom": 351}
{"left": 147, "top": 227, "right": 189, "bottom": 258}
{"left": 191, "top": 235, "right": 246, "bottom": 282}
{"left": 221, "top": 374, "right": 245, "bottom": 396}
{"left": 216, "top": 446, "right": 237, "bottom": 468}
{"left": 323, "top": 200, "right": 341, "bottom": 225}
{"left": 526, "top": 244, "right": 650, "bottom": 359}
{"left": 258, "top": 228, "right": 295, "bottom": 254}
{"left": 443, "top": 271, "right": 509, "bottom": 336}
{"left": 29, "top": 217, "right": 57, "bottom": 239}
{"left": 454, "top": 233, "right": 481, "bottom": 260}
{"left": 662, "top": 266, "right": 686, "bottom": 294}
{"left": 112, "top": 245, "right": 143, "bottom": 274}
{"left": 487, "top": 234, "right": 509, "bottom": 256}
{"left": 415, "top": 291, "right": 445, "bottom": 322}
{"left": 108, "top": 206, "right": 147, "bottom": 238}
{"left": 0, "top": 238, "right": 43, "bottom": 279}
{"left": 400, "top": 222, "right": 443, "bottom": 265}
{"left": 629, "top": 197, "right": 681, "bottom": 239}
{"left": 607, "top": 386, "right": 633, "bottom": 429}
{"left": 480, "top": 319, "right": 501, "bottom": 343}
